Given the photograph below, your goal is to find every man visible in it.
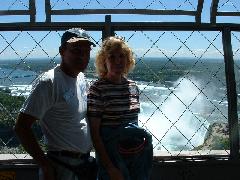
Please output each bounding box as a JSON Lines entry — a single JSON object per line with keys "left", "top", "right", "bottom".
{"left": 14, "top": 28, "right": 96, "bottom": 180}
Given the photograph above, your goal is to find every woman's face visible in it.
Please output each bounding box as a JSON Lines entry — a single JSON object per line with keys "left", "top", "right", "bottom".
{"left": 105, "top": 48, "right": 127, "bottom": 76}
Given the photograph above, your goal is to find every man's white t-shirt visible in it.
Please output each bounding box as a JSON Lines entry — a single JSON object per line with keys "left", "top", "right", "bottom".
{"left": 20, "top": 65, "right": 92, "bottom": 153}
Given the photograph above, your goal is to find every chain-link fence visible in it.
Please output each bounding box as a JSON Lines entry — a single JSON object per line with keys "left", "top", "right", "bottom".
{"left": 0, "top": 0, "right": 240, "bottom": 160}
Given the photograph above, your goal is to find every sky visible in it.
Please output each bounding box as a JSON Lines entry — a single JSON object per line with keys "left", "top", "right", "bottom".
{"left": 0, "top": 0, "right": 240, "bottom": 60}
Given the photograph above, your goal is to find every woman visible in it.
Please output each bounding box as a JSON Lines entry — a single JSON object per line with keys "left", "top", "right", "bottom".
{"left": 87, "top": 36, "right": 152, "bottom": 180}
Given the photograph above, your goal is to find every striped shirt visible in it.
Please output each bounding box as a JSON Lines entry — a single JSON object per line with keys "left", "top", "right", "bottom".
{"left": 87, "top": 78, "right": 140, "bottom": 126}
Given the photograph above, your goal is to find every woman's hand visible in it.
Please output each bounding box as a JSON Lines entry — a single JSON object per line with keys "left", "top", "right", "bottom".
{"left": 41, "top": 160, "right": 56, "bottom": 180}
{"left": 108, "top": 167, "right": 124, "bottom": 180}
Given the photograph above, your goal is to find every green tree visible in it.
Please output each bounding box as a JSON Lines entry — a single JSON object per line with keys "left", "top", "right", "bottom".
{"left": 0, "top": 89, "right": 25, "bottom": 127}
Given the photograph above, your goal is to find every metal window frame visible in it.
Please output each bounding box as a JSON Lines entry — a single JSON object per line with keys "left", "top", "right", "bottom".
{"left": 0, "top": 0, "right": 36, "bottom": 23}
{"left": 0, "top": 0, "right": 239, "bottom": 160}
{"left": 211, "top": 0, "right": 240, "bottom": 24}
{"left": 45, "top": 0, "right": 204, "bottom": 23}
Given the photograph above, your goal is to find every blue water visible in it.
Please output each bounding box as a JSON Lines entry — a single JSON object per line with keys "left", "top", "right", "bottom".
{"left": 0, "top": 67, "right": 38, "bottom": 86}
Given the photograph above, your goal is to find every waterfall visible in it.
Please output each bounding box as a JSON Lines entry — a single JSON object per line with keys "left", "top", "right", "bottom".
{"left": 138, "top": 77, "right": 210, "bottom": 151}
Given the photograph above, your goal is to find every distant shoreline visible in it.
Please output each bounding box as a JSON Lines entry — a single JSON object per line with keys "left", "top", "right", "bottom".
{"left": 0, "top": 57, "right": 232, "bottom": 62}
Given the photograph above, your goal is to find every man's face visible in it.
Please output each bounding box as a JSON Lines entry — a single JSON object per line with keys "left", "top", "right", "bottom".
{"left": 61, "top": 41, "right": 91, "bottom": 73}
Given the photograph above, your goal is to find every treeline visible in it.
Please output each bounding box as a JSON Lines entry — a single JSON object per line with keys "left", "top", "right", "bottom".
{"left": 1, "top": 58, "right": 228, "bottom": 83}
{"left": 0, "top": 89, "right": 25, "bottom": 127}
{"left": 87, "top": 57, "right": 227, "bottom": 83}
{"left": 0, "top": 89, "right": 42, "bottom": 152}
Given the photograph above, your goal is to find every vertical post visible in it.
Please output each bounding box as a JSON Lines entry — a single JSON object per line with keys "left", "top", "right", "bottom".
{"left": 102, "top": 15, "right": 114, "bottom": 41}
{"left": 195, "top": 0, "right": 204, "bottom": 24}
{"left": 29, "top": 0, "right": 36, "bottom": 23}
{"left": 222, "top": 27, "right": 239, "bottom": 160}
{"left": 210, "top": 0, "right": 219, "bottom": 24}
{"left": 45, "top": 0, "right": 51, "bottom": 22}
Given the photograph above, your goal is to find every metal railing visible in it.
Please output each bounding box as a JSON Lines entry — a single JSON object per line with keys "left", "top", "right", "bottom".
{"left": 0, "top": 0, "right": 36, "bottom": 23}
{"left": 211, "top": 0, "right": 240, "bottom": 24}
{"left": 45, "top": 0, "right": 204, "bottom": 23}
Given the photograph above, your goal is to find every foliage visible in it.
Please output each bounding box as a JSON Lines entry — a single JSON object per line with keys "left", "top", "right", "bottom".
{"left": 0, "top": 57, "right": 227, "bottom": 84}
{"left": 193, "top": 136, "right": 230, "bottom": 150}
{"left": 0, "top": 88, "right": 45, "bottom": 152}
{"left": 0, "top": 89, "right": 25, "bottom": 127}
{"left": 211, "top": 136, "right": 230, "bottom": 150}
{"left": 0, "top": 146, "right": 26, "bottom": 154}
{"left": 86, "top": 57, "right": 227, "bottom": 84}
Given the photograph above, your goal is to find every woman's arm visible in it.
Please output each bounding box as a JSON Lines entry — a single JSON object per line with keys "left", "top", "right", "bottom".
{"left": 89, "top": 117, "right": 124, "bottom": 180}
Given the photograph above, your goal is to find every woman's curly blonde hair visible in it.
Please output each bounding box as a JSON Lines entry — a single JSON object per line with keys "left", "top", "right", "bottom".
{"left": 95, "top": 36, "right": 135, "bottom": 78}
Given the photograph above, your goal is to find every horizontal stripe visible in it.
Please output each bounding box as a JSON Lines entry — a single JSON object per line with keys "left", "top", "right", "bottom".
{"left": 87, "top": 78, "right": 140, "bottom": 125}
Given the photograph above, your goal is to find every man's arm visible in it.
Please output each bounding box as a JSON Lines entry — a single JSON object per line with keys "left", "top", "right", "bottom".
{"left": 14, "top": 112, "right": 54, "bottom": 180}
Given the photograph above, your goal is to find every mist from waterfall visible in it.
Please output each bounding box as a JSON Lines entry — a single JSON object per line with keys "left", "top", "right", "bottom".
{"left": 138, "top": 77, "right": 210, "bottom": 151}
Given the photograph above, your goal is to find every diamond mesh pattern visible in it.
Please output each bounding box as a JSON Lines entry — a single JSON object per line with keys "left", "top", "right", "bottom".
{"left": 0, "top": 30, "right": 102, "bottom": 155}
{"left": 0, "top": 29, "right": 230, "bottom": 157}
{"left": 1, "top": 0, "right": 29, "bottom": 10}
{"left": 50, "top": 0, "right": 198, "bottom": 10}
{"left": 1, "top": 0, "right": 239, "bottom": 158}
{"left": 48, "top": 0, "right": 200, "bottom": 22}
{"left": 218, "top": 0, "right": 240, "bottom": 12}
{"left": 116, "top": 30, "right": 229, "bottom": 156}
{"left": 0, "top": 0, "right": 33, "bottom": 23}
{"left": 215, "top": 0, "right": 240, "bottom": 23}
